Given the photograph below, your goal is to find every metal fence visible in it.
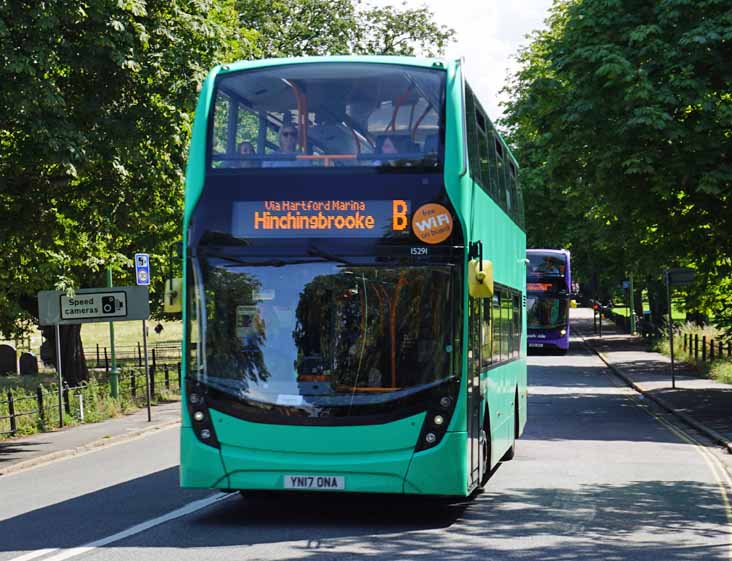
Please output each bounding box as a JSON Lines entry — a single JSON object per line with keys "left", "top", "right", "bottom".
{"left": 88, "top": 343, "right": 181, "bottom": 370}
{"left": 683, "top": 333, "right": 732, "bottom": 363}
{"left": 0, "top": 361, "right": 181, "bottom": 438}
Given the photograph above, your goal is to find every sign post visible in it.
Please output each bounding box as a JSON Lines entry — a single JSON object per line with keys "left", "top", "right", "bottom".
{"left": 134, "top": 253, "right": 152, "bottom": 421}
{"left": 107, "top": 267, "right": 118, "bottom": 398}
{"left": 142, "top": 319, "right": 151, "bottom": 422}
{"left": 665, "top": 271, "right": 676, "bottom": 389}
{"left": 629, "top": 274, "right": 636, "bottom": 335}
{"left": 665, "top": 267, "right": 696, "bottom": 389}
{"left": 54, "top": 324, "right": 64, "bottom": 427}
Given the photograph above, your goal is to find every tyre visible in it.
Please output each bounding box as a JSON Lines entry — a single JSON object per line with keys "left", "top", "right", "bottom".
{"left": 479, "top": 428, "right": 490, "bottom": 487}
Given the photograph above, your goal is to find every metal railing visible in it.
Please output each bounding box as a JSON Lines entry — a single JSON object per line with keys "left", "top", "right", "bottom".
{"left": 683, "top": 333, "right": 732, "bottom": 363}
{"left": 0, "top": 361, "right": 181, "bottom": 438}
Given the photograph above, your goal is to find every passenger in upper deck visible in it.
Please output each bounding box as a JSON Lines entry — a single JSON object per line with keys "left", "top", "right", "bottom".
{"left": 538, "top": 257, "right": 560, "bottom": 275}
{"left": 263, "top": 124, "right": 303, "bottom": 168}
{"left": 236, "top": 141, "right": 258, "bottom": 168}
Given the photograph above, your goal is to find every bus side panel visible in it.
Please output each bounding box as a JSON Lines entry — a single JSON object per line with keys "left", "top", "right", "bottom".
{"left": 403, "top": 432, "right": 469, "bottom": 496}
{"left": 180, "top": 428, "right": 230, "bottom": 489}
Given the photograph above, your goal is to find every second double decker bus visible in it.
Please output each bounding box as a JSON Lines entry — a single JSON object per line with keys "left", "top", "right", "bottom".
{"left": 177, "top": 56, "right": 527, "bottom": 497}
{"left": 526, "top": 249, "right": 571, "bottom": 353}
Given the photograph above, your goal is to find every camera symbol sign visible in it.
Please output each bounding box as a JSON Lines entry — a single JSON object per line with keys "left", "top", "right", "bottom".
{"left": 59, "top": 292, "right": 127, "bottom": 320}
{"left": 135, "top": 253, "right": 150, "bottom": 286}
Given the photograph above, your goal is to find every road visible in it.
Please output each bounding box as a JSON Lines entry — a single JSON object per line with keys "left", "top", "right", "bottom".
{"left": 1, "top": 323, "right": 730, "bottom": 561}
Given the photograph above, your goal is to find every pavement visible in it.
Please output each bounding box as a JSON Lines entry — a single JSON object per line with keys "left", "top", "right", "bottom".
{"left": 0, "top": 400, "right": 181, "bottom": 476}
{"left": 573, "top": 308, "right": 732, "bottom": 453}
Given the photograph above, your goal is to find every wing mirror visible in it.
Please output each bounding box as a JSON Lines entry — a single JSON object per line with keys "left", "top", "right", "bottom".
{"left": 468, "top": 241, "right": 493, "bottom": 298}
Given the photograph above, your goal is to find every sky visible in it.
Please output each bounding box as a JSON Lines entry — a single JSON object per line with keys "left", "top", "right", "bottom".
{"left": 371, "top": 0, "right": 555, "bottom": 120}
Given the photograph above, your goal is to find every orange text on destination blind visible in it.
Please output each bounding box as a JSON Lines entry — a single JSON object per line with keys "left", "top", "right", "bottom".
{"left": 253, "top": 200, "right": 409, "bottom": 232}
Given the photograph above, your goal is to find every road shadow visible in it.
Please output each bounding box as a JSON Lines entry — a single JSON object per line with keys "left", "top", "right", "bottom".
{"left": 0, "top": 440, "right": 50, "bottom": 463}
{"left": 35, "top": 477, "right": 724, "bottom": 561}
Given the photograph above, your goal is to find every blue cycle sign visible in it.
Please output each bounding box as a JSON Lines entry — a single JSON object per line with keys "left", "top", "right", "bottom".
{"left": 135, "top": 253, "right": 151, "bottom": 286}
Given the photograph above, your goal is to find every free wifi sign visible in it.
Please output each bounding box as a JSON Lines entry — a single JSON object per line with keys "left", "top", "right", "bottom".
{"left": 412, "top": 203, "right": 453, "bottom": 244}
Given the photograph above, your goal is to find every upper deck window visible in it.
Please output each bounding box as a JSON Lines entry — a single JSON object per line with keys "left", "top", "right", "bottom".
{"left": 209, "top": 63, "right": 445, "bottom": 170}
{"left": 527, "top": 254, "right": 567, "bottom": 278}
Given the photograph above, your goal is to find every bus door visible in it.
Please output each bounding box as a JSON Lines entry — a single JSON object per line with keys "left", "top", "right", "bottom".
{"left": 467, "top": 296, "right": 483, "bottom": 489}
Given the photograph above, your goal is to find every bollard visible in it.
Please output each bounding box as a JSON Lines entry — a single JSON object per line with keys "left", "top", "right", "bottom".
{"left": 694, "top": 334, "right": 699, "bottom": 359}
{"left": 7, "top": 391, "right": 17, "bottom": 436}
{"left": 96, "top": 344, "right": 100, "bottom": 368}
{"left": 78, "top": 393, "right": 85, "bottom": 422}
{"left": 683, "top": 333, "right": 687, "bottom": 352}
{"left": 710, "top": 339, "right": 715, "bottom": 360}
{"left": 36, "top": 386, "right": 45, "bottom": 429}
{"left": 63, "top": 384, "right": 71, "bottom": 414}
{"left": 137, "top": 342, "right": 142, "bottom": 368}
{"left": 177, "top": 362, "right": 182, "bottom": 390}
{"left": 104, "top": 347, "right": 109, "bottom": 373}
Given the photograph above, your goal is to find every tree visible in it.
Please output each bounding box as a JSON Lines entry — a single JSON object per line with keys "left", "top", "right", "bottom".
{"left": 0, "top": 0, "right": 257, "bottom": 383}
{"left": 502, "top": 0, "right": 732, "bottom": 327}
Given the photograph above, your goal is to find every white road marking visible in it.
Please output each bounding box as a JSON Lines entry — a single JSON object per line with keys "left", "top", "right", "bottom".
{"left": 6, "top": 550, "right": 60, "bottom": 561}
{"left": 5, "top": 493, "right": 233, "bottom": 561}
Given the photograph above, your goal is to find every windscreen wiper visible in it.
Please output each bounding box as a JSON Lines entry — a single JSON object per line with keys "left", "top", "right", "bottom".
{"left": 201, "top": 251, "right": 350, "bottom": 268}
{"left": 306, "top": 245, "right": 353, "bottom": 266}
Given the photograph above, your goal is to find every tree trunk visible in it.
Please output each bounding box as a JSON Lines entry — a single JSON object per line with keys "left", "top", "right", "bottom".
{"left": 646, "top": 278, "right": 667, "bottom": 328}
{"left": 40, "top": 324, "right": 89, "bottom": 386}
{"left": 633, "top": 285, "right": 644, "bottom": 319}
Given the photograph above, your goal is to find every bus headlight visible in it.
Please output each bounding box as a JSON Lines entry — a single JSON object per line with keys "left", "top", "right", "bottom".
{"left": 560, "top": 329, "right": 566, "bottom": 336}
{"left": 186, "top": 383, "right": 220, "bottom": 449}
{"left": 415, "top": 380, "right": 459, "bottom": 452}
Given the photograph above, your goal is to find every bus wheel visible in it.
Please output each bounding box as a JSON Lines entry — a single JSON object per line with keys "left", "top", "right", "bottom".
{"left": 480, "top": 427, "right": 490, "bottom": 487}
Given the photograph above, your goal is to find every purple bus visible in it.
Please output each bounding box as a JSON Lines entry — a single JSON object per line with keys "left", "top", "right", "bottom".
{"left": 526, "top": 249, "right": 571, "bottom": 353}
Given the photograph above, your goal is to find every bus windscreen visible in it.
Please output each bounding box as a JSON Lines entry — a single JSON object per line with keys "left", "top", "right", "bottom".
{"left": 209, "top": 63, "right": 445, "bottom": 169}
{"left": 190, "top": 254, "right": 455, "bottom": 419}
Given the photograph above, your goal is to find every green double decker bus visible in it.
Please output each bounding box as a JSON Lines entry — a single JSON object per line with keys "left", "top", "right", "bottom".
{"left": 178, "top": 56, "right": 527, "bottom": 497}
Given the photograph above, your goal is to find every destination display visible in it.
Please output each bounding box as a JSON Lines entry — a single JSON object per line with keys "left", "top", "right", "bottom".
{"left": 232, "top": 200, "right": 410, "bottom": 239}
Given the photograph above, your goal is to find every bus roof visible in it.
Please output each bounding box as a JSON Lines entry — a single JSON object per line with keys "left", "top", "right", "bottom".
{"left": 527, "top": 249, "right": 570, "bottom": 256}
{"left": 217, "top": 55, "right": 451, "bottom": 75}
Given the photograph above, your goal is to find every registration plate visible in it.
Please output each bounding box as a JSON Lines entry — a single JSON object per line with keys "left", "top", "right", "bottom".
{"left": 284, "top": 475, "right": 345, "bottom": 490}
{"left": 529, "top": 343, "right": 544, "bottom": 348}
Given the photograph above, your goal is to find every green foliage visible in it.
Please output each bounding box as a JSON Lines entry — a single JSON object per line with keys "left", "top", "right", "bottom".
{"left": 502, "top": 0, "right": 732, "bottom": 330}
{"left": 0, "top": 0, "right": 257, "bottom": 338}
